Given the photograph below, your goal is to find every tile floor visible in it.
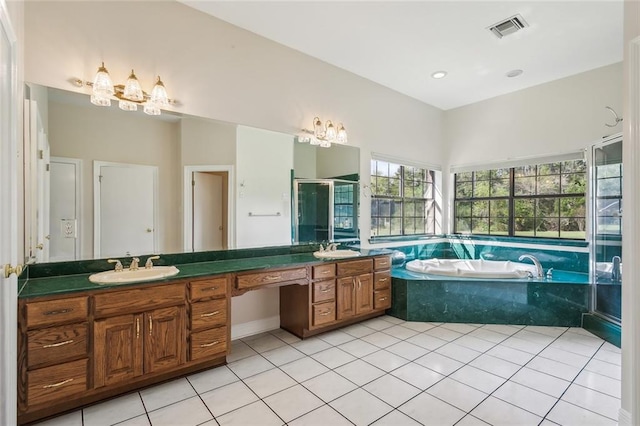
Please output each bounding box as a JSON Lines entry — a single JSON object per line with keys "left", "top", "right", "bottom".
{"left": 35, "top": 317, "right": 621, "bottom": 426}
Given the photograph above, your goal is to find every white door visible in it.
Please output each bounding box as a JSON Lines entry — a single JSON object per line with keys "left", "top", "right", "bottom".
{"left": 0, "top": 1, "right": 19, "bottom": 423}
{"left": 50, "top": 158, "right": 81, "bottom": 261}
{"left": 35, "top": 128, "right": 50, "bottom": 262}
{"left": 95, "top": 162, "right": 157, "bottom": 258}
{"left": 193, "top": 172, "right": 223, "bottom": 251}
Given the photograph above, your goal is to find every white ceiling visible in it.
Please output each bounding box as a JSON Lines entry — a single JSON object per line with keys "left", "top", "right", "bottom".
{"left": 180, "top": 1, "right": 623, "bottom": 110}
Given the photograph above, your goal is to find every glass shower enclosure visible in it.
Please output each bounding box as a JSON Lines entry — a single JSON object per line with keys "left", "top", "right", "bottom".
{"left": 591, "top": 135, "right": 622, "bottom": 324}
{"left": 293, "top": 179, "right": 359, "bottom": 243}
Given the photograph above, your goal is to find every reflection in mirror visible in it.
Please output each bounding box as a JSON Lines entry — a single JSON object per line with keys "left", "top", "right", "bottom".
{"left": 25, "top": 83, "right": 361, "bottom": 263}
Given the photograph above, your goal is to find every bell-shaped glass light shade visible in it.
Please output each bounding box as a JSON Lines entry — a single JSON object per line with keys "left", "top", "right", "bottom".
{"left": 119, "top": 99, "right": 138, "bottom": 112}
{"left": 325, "top": 120, "right": 337, "bottom": 142}
{"left": 310, "top": 136, "right": 321, "bottom": 146}
{"left": 123, "top": 70, "right": 144, "bottom": 101}
{"left": 319, "top": 138, "right": 331, "bottom": 148}
{"left": 149, "top": 77, "right": 169, "bottom": 108}
{"left": 92, "top": 62, "right": 114, "bottom": 98}
{"left": 144, "top": 103, "right": 161, "bottom": 116}
{"left": 313, "top": 117, "right": 324, "bottom": 139}
{"left": 336, "top": 123, "right": 348, "bottom": 144}
{"left": 90, "top": 93, "right": 111, "bottom": 107}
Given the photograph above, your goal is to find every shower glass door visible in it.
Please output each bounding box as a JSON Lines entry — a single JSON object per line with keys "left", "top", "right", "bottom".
{"left": 592, "top": 136, "right": 622, "bottom": 323}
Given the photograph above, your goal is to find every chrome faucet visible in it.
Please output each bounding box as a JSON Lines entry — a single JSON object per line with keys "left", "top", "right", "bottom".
{"left": 107, "top": 259, "right": 123, "bottom": 272}
{"left": 612, "top": 256, "right": 622, "bottom": 282}
{"left": 145, "top": 255, "right": 160, "bottom": 269}
{"left": 129, "top": 257, "right": 140, "bottom": 271}
{"left": 518, "top": 254, "right": 543, "bottom": 278}
{"left": 327, "top": 243, "right": 338, "bottom": 251}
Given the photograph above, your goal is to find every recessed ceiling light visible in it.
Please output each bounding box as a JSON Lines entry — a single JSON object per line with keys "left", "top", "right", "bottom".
{"left": 506, "top": 69, "right": 523, "bottom": 78}
{"left": 431, "top": 71, "right": 447, "bottom": 79}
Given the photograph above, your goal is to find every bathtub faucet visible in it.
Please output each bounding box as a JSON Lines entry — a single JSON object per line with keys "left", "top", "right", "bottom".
{"left": 518, "top": 254, "right": 544, "bottom": 279}
{"left": 612, "top": 256, "right": 622, "bottom": 282}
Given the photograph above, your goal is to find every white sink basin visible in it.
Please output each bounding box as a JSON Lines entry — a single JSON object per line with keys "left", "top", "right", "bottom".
{"left": 313, "top": 249, "right": 361, "bottom": 259}
{"left": 89, "top": 266, "right": 180, "bottom": 285}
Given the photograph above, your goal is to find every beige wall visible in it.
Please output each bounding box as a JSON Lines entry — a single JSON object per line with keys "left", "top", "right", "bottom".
{"left": 180, "top": 116, "right": 236, "bottom": 166}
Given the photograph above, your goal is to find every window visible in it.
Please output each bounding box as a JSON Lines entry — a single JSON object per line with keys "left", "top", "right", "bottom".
{"left": 595, "top": 162, "right": 622, "bottom": 235}
{"left": 370, "top": 159, "right": 436, "bottom": 237}
{"left": 454, "top": 159, "right": 587, "bottom": 239}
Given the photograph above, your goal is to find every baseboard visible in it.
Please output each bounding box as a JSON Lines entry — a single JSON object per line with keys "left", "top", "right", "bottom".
{"left": 231, "top": 315, "right": 280, "bottom": 340}
{"left": 619, "top": 408, "right": 632, "bottom": 426}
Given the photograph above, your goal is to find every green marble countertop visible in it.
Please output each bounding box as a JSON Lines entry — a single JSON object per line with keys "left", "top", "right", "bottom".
{"left": 19, "top": 250, "right": 390, "bottom": 299}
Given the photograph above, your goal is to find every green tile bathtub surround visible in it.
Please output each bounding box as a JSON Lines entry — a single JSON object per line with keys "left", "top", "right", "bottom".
{"left": 447, "top": 234, "right": 590, "bottom": 248}
{"left": 582, "top": 313, "right": 621, "bottom": 348}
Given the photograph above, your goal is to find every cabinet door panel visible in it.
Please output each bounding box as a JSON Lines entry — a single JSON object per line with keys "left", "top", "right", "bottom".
{"left": 336, "top": 277, "right": 356, "bottom": 320}
{"left": 94, "top": 314, "right": 143, "bottom": 388}
{"left": 144, "top": 306, "right": 186, "bottom": 374}
{"left": 355, "top": 273, "right": 374, "bottom": 315}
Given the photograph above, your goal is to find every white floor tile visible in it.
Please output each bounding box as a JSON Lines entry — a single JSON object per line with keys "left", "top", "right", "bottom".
{"left": 455, "top": 414, "right": 491, "bottom": 426}
{"left": 486, "top": 344, "right": 535, "bottom": 365}
{"left": 243, "top": 367, "right": 297, "bottom": 398}
{"left": 469, "top": 353, "right": 521, "bottom": 379}
{"left": 424, "top": 326, "right": 463, "bottom": 342}
{"left": 492, "top": 380, "right": 557, "bottom": 417}
{"left": 601, "top": 342, "right": 621, "bottom": 354}
{"left": 227, "top": 340, "right": 258, "bottom": 363}
{"left": 338, "top": 339, "right": 380, "bottom": 358}
{"left": 83, "top": 392, "right": 146, "bottom": 426}
{"left": 363, "top": 349, "right": 410, "bottom": 372}
{"left": 468, "top": 328, "right": 509, "bottom": 344}
{"left": 34, "top": 410, "right": 82, "bottom": 426}
{"left": 228, "top": 354, "right": 274, "bottom": 379}
{"left": 525, "top": 355, "right": 582, "bottom": 382}
{"left": 523, "top": 325, "right": 567, "bottom": 338}
{"left": 402, "top": 321, "right": 438, "bottom": 332}
{"left": 381, "top": 315, "right": 405, "bottom": 324}
{"left": 114, "top": 414, "right": 150, "bottom": 426}
{"left": 510, "top": 367, "right": 571, "bottom": 398}
{"left": 362, "top": 318, "right": 395, "bottom": 331}
{"left": 435, "top": 342, "right": 482, "bottom": 363}
{"left": 470, "top": 396, "right": 541, "bottom": 426}
{"left": 538, "top": 346, "right": 590, "bottom": 368}
{"left": 454, "top": 335, "right": 496, "bottom": 352}
{"left": 316, "top": 330, "right": 355, "bottom": 346}
{"left": 371, "top": 409, "right": 422, "bottom": 425}
{"left": 244, "top": 333, "right": 287, "bottom": 353}
{"left": 330, "top": 388, "right": 393, "bottom": 426}
{"left": 335, "top": 359, "right": 386, "bottom": 386}
{"left": 406, "top": 333, "right": 448, "bottom": 351}
{"left": 216, "top": 400, "right": 283, "bottom": 426}
{"left": 361, "top": 331, "right": 402, "bottom": 348}
{"left": 263, "top": 385, "right": 324, "bottom": 423}
{"left": 550, "top": 339, "right": 599, "bottom": 358}
{"left": 481, "top": 324, "right": 520, "bottom": 336}
{"left": 594, "top": 348, "right": 622, "bottom": 366}
{"left": 139, "top": 378, "right": 196, "bottom": 412}
{"left": 513, "top": 329, "right": 555, "bottom": 345}
{"left": 363, "top": 374, "right": 421, "bottom": 407}
{"left": 500, "top": 336, "right": 547, "bottom": 354}
{"left": 270, "top": 328, "right": 302, "bottom": 344}
{"left": 426, "top": 377, "right": 488, "bottom": 412}
{"left": 385, "top": 341, "right": 429, "bottom": 361}
{"left": 291, "top": 337, "right": 332, "bottom": 355}
{"left": 561, "top": 383, "right": 621, "bottom": 420}
{"left": 440, "top": 322, "right": 478, "bottom": 334}
{"left": 398, "top": 392, "right": 465, "bottom": 425}
{"left": 261, "top": 345, "right": 306, "bottom": 367}
{"left": 302, "top": 370, "right": 358, "bottom": 403}
{"left": 311, "top": 346, "right": 357, "bottom": 369}
{"left": 414, "top": 351, "right": 464, "bottom": 375}
{"left": 188, "top": 365, "right": 239, "bottom": 394}
{"left": 546, "top": 400, "right": 617, "bottom": 426}
{"left": 200, "top": 381, "right": 259, "bottom": 417}
{"left": 450, "top": 365, "right": 506, "bottom": 394}
{"left": 288, "top": 404, "right": 353, "bottom": 426}
{"left": 341, "top": 323, "right": 377, "bottom": 338}
{"left": 147, "top": 396, "right": 213, "bottom": 426}
{"left": 574, "top": 370, "right": 621, "bottom": 399}
{"left": 279, "top": 356, "right": 329, "bottom": 382}
{"left": 390, "top": 362, "right": 444, "bottom": 390}
{"left": 382, "top": 324, "right": 419, "bottom": 340}
{"left": 584, "top": 358, "right": 622, "bottom": 380}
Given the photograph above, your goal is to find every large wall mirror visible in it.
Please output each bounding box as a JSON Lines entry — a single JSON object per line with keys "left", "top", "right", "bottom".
{"left": 24, "top": 83, "right": 360, "bottom": 263}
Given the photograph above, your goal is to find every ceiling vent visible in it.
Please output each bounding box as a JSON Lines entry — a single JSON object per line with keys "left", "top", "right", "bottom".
{"left": 488, "top": 14, "right": 529, "bottom": 39}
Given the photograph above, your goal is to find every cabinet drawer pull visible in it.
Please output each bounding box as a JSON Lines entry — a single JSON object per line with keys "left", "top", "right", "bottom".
{"left": 136, "top": 318, "right": 140, "bottom": 339}
{"left": 379, "top": 297, "right": 388, "bottom": 301}
{"left": 378, "top": 278, "right": 388, "bottom": 282}
{"left": 149, "top": 315, "right": 153, "bottom": 336}
{"left": 200, "top": 311, "right": 220, "bottom": 317}
{"left": 43, "top": 308, "right": 72, "bottom": 316}
{"left": 264, "top": 275, "right": 280, "bottom": 280}
{"left": 42, "top": 339, "right": 73, "bottom": 349}
{"left": 200, "top": 340, "right": 219, "bottom": 348}
{"left": 321, "top": 270, "right": 330, "bottom": 274}
{"left": 43, "top": 378, "right": 74, "bottom": 389}
{"left": 358, "top": 278, "right": 362, "bottom": 289}
{"left": 320, "top": 288, "right": 332, "bottom": 293}
{"left": 204, "top": 286, "right": 219, "bottom": 291}
{"left": 319, "top": 310, "right": 332, "bottom": 316}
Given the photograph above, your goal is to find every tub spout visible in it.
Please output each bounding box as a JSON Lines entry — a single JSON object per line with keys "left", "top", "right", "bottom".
{"left": 518, "top": 254, "right": 544, "bottom": 279}
{"left": 612, "top": 256, "right": 622, "bottom": 282}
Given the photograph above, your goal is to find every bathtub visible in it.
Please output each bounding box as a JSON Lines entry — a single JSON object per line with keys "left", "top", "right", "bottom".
{"left": 406, "top": 258, "right": 538, "bottom": 279}
{"left": 389, "top": 263, "right": 591, "bottom": 326}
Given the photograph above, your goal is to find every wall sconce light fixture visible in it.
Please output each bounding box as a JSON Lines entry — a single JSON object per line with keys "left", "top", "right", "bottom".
{"left": 72, "top": 62, "right": 177, "bottom": 116}
{"left": 299, "top": 116, "right": 348, "bottom": 148}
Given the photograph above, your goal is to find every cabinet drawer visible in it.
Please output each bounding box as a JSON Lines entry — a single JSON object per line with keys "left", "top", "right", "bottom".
{"left": 191, "top": 327, "right": 227, "bottom": 361}
{"left": 26, "top": 297, "right": 88, "bottom": 329}
{"left": 312, "top": 280, "right": 335, "bottom": 303}
{"left": 374, "top": 256, "right": 391, "bottom": 271}
{"left": 312, "top": 302, "right": 336, "bottom": 327}
{"left": 190, "top": 277, "right": 227, "bottom": 300}
{"left": 337, "top": 259, "right": 373, "bottom": 277}
{"left": 237, "top": 267, "right": 307, "bottom": 290}
{"left": 94, "top": 283, "right": 184, "bottom": 317}
{"left": 374, "top": 272, "right": 391, "bottom": 290}
{"left": 374, "top": 288, "right": 391, "bottom": 310}
{"left": 28, "top": 323, "right": 88, "bottom": 368}
{"left": 313, "top": 264, "right": 335, "bottom": 280}
{"left": 27, "top": 358, "right": 87, "bottom": 407}
{"left": 191, "top": 299, "right": 227, "bottom": 331}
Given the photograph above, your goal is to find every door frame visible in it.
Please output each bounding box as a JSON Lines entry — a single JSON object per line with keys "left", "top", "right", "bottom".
{"left": 50, "top": 156, "right": 82, "bottom": 260}
{"left": 94, "top": 161, "right": 159, "bottom": 258}
{"left": 183, "top": 165, "right": 235, "bottom": 251}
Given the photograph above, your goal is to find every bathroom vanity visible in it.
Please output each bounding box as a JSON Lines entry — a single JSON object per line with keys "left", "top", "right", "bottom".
{"left": 16, "top": 249, "right": 391, "bottom": 424}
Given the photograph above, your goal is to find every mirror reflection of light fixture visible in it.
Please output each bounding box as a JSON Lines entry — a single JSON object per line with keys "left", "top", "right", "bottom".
{"left": 299, "top": 116, "right": 348, "bottom": 148}
{"left": 73, "top": 63, "right": 177, "bottom": 116}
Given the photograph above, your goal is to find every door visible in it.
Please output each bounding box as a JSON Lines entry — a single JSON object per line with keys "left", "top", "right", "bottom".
{"left": 35, "top": 127, "right": 50, "bottom": 262}
{"left": 144, "top": 306, "right": 185, "bottom": 374}
{"left": 295, "top": 180, "right": 331, "bottom": 243}
{"left": 355, "top": 273, "right": 374, "bottom": 315}
{"left": 94, "top": 314, "right": 144, "bottom": 388}
{"left": 193, "top": 172, "right": 224, "bottom": 251}
{"left": 0, "top": 3, "right": 18, "bottom": 424}
{"left": 95, "top": 162, "right": 157, "bottom": 258}
{"left": 336, "top": 277, "right": 356, "bottom": 320}
{"left": 49, "top": 158, "right": 81, "bottom": 261}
